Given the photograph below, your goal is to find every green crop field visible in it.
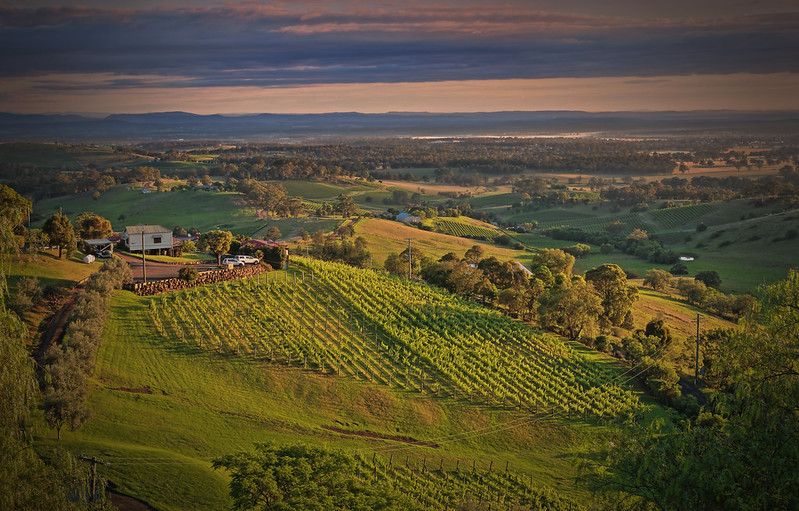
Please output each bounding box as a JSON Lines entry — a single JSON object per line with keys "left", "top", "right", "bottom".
{"left": 431, "top": 218, "right": 501, "bottom": 240}
{"left": 646, "top": 203, "right": 717, "bottom": 229}
{"left": 149, "top": 259, "right": 641, "bottom": 417}
{"left": 279, "top": 180, "right": 359, "bottom": 199}
{"left": 536, "top": 213, "right": 654, "bottom": 235}
{"left": 41, "top": 259, "right": 658, "bottom": 510}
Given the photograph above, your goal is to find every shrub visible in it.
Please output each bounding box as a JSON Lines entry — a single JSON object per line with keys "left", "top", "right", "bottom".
{"left": 178, "top": 266, "right": 199, "bottom": 281}
{"left": 695, "top": 270, "right": 722, "bottom": 289}
{"left": 670, "top": 262, "right": 689, "bottom": 275}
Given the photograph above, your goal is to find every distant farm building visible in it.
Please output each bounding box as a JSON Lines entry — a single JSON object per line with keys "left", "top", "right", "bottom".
{"left": 396, "top": 212, "right": 422, "bottom": 224}
{"left": 123, "top": 225, "right": 180, "bottom": 256}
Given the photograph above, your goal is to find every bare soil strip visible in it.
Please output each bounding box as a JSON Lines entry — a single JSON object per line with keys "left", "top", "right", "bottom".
{"left": 321, "top": 425, "right": 439, "bottom": 448}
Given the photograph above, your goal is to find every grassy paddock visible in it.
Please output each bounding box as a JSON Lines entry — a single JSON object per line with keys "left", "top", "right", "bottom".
{"left": 33, "top": 187, "right": 262, "bottom": 234}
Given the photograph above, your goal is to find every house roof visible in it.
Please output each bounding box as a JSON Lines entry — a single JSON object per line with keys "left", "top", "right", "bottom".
{"left": 124, "top": 225, "right": 170, "bottom": 235}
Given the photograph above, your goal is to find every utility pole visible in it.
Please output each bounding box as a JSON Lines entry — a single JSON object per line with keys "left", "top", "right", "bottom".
{"left": 141, "top": 229, "right": 147, "bottom": 284}
{"left": 78, "top": 455, "right": 108, "bottom": 501}
{"left": 695, "top": 313, "right": 702, "bottom": 385}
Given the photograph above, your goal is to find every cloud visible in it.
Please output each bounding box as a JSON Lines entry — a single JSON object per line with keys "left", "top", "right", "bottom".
{"left": 0, "top": 4, "right": 796, "bottom": 93}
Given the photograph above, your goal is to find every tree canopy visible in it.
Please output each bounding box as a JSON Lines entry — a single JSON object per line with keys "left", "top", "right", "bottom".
{"left": 213, "top": 443, "right": 412, "bottom": 511}
{"left": 590, "top": 270, "right": 799, "bottom": 510}
{"left": 42, "top": 212, "right": 76, "bottom": 259}
{"left": 199, "top": 230, "right": 233, "bottom": 264}
{"left": 75, "top": 212, "right": 112, "bottom": 240}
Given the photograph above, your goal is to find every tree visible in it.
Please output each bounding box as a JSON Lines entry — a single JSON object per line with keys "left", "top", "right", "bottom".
{"left": 213, "top": 443, "right": 410, "bottom": 511}
{"left": 643, "top": 269, "right": 672, "bottom": 292}
{"left": 42, "top": 349, "right": 91, "bottom": 440}
{"left": 537, "top": 277, "right": 602, "bottom": 339}
{"left": 463, "top": 245, "right": 484, "bottom": 265}
{"left": 589, "top": 271, "right": 799, "bottom": 510}
{"left": 669, "top": 262, "right": 689, "bottom": 275}
{"left": 676, "top": 277, "right": 707, "bottom": 304}
{"left": 627, "top": 228, "right": 648, "bottom": 240}
{"left": 695, "top": 270, "right": 721, "bottom": 289}
{"left": 42, "top": 213, "right": 76, "bottom": 259}
{"left": 384, "top": 253, "right": 406, "bottom": 276}
{"left": 563, "top": 243, "right": 591, "bottom": 258}
{"left": 173, "top": 226, "right": 188, "bottom": 237}
{"left": 531, "top": 248, "right": 575, "bottom": 276}
{"left": 605, "top": 220, "right": 625, "bottom": 235}
{"left": 585, "top": 263, "right": 638, "bottom": 330}
{"left": 266, "top": 226, "right": 282, "bottom": 240}
{"left": 75, "top": 212, "right": 112, "bottom": 240}
{"left": 198, "top": 230, "right": 233, "bottom": 264}
{"left": 335, "top": 194, "right": 357, "bottom": 218}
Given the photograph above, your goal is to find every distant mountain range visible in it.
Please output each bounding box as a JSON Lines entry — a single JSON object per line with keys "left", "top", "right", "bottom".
{"left": 1, "top": 110, "right": 798, "bottom": 143}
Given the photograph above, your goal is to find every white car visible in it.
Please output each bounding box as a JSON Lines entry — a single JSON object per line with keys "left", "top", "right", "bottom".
{"left": 222, "top": 257, "right": 244, "bottom": 267}
{"left": 233, "top": 254, "right": 260, "bottom": 264}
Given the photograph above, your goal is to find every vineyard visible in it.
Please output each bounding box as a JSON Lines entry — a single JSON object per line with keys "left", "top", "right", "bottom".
{"left": 345, "top": 450, "right": 580, "bottom": 510}
{"left": 148, "top": 258, "right": 643, "bottom": 419}
{"left": 537, "top": 213, "right": 652, "bottom": 235}
{"left": 432, "top": 218, "right": 501, "bottom": 240}
{"left": 647, "top": 203, "right": 716, "bottom": 229}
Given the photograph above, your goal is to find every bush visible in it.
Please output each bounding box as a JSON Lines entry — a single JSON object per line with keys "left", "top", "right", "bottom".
{"left": 670, "top": 262, "right": 689, "bottom": 275}
{"left": 178, "top": 266, "right": 199, "bottom": 281}
{"left": 696, "top": 222, "right": 708, "bottom": 232}
{"left": 695, "top": 270, "right": 722, "bottom": 289}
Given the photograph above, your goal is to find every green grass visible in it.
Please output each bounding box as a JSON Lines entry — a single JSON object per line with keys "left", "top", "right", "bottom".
{"left": 250, "top": 217, "right": 344, "bottom": 239}
{"left": 278, "top": 180, "right": 358, "bottom": 199}
{"left": 33, "top": 187, "right": 263, "bottom": 235}
{"left": 0, "top": 142, "right": 136, "bottom": 168}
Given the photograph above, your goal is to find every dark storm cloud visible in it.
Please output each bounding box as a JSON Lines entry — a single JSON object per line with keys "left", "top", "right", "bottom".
{"left": 1, "top": 4, "right": 797, "bottom": 90}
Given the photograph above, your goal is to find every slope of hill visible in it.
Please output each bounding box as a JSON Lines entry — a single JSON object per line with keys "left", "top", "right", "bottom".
{"left": 39, "top": 259, "right": 657, "bottom": 510}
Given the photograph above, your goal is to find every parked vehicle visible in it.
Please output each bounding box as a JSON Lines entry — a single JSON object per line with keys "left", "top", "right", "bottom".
{"left": 221, "top": 257, "right": 245, "bottom": 267}
{"left": 96, "top": 250, "right": 113, "bottom": 258}
{"left": 233, "top": 254, "right": 259, "bottom": 264}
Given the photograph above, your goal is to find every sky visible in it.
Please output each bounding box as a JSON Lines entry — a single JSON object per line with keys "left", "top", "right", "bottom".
{"left": 1, "top": 0, "right": 798, "bottom": 115}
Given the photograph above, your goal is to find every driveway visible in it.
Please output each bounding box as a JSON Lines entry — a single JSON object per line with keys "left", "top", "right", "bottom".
{"left": 117, "top": 253, "right": 218, "bottom": 282}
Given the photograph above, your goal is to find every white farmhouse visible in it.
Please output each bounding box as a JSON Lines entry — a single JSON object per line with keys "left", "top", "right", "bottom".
{"left": 123, "top": 225, "right": 174, "bottom": 255}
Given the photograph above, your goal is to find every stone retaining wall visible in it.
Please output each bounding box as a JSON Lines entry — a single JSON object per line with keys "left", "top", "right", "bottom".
{"left": 125, "top": 264, "right": 272, "bottom": 296}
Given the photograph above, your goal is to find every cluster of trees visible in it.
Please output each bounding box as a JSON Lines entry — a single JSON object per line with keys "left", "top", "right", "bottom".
{"left": 543, "top": 226, "right": 679, "bottom": 265}
{"left": 383, "top": 244, "right": 637, "bottom": 341}
{"left": 213, "top": 443, "right": 413, "bottom": 509}
{"left": 42, "top": 256, "right": 131, "bottom": 440}
{"left": 311, "top": 236, "right": 372, "bottom": 268}
{"left": 1, "top": 162, "right": 161, "bottom": 200}
{"left": 1, "top": 184, "right": 114, "bottom": 509}
{"left": 601, "top": 173, "right": 799, "bottom": 206}
{"left": 591, "top": 271, "right": 799, "bottom": 510}
{"left": 235, "top": 179, "right": 304, "bottom": 217}
{"left": 674, "top": 277, "right": 756, "bottom": 319}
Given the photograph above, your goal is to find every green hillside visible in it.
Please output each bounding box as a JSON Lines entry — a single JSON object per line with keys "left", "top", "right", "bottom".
{"left": 42, "top": 259, "right": 656, "bottom": 510}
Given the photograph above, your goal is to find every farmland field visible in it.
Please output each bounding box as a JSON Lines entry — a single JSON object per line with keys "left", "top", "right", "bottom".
{"left": 430, "top": 217, "right": 501, "bottom": 240}
{"left": 40, "top": 260, "right": 658, "bottom": 510}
